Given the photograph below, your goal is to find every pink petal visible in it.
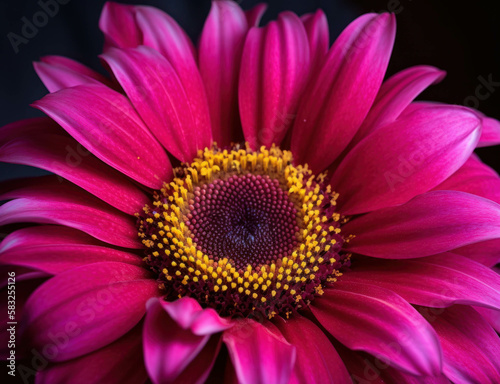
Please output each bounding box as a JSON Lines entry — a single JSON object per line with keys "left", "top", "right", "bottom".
{"left": 477, "top": 114, "right": 500, "bottom": 147}
{"left": 239, "top": 11, "right": 310, "bottom": 149}
{"left": 161, "top": 297, "right": 232, "bottom": 335}
{"left": 343, "top": 190, "right": 500, "bottom": 259}
{"left": 101, "top": 46, "right": 210, "bottom": 162}
{"left": 351, "top": 65, "right": 446, "bottom": 145}
{"left": 135, "top": 5, "right": 196, "bottom": 60}
{"left": 34, "top": 57, "right": 111, "bottom": 93}
{"left": 434, "top": 154, "right": 500, "bottom": 204}
{"left": 223, "top": 319, "right": 296, "bottom": 384}
{"left": 32, "top": 83, "right": 172, "bottom": 189}
{"left": 99, "top": 2, "right": 142, "bottom": 50}
{"left": 301, "top": 10, "right": 329, "bottom": 73}
{"left": 291, "top": 13, "right": 396, "bottom": 172}
{"left": 0, "top": 226, "right": 142, "bottom": 274}
{"left": 311, "top": 281, "right": 442, "bottom": 375}
{"left": 143, "top": 297, "right": 229, "bottom": 384}
{"left": 135, "top": 6, "right": 212, "bottom": 150}
{"left": 36, "top": 323, "right": 147, "bottom": 384}
{"left": 198, "top": 0, "right": 248, "bottom": 146}
{"left": 419, "top": 305, "right": 500, "bottom": 384}
{"left": 474, "top": 306, "right": 500, "bottom": 333}
{"left": 331, "top": 105, "right": 480, "bottom": 214}
{"left": 0, "top": 130, "right": 148, "bottom": 214}
{"left": 334, "top": 342, "right": 450, "bottom": 384}
{"left": 342, "top": 253, "right": 500, "bottom": 310}
{"left": 22, "top": 262, "right": 159, "bottom": 362}
{"left": 274, "top": 314, "right": 351, "bottom": 384}
{"left": 0, "top": 177, "right": 140, "bottom": 248}
{"left": 454, "top": 238, "right": 500, "bottom": 267}
{"left": 245, "top": 3, "right": 267, "bottom": 27}
{"left": 0, "top": 117, "right": 60, "bottom": 146}
{"left": 40, "top": 55, "right": 111, "bottom": 84}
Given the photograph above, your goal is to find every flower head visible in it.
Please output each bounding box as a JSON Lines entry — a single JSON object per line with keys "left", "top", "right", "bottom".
{"left": 1, "top": 1, "right": 500, "bottom": 383}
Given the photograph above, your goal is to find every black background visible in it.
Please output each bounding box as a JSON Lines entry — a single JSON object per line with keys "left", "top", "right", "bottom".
{"left": 1, "top": 0, "right": 499, "bottom": 182}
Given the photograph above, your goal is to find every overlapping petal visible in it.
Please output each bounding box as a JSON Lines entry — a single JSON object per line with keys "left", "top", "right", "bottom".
{"left": 344, "top": 190, "right": 500, "bottom": 258}
{"left": 143, "top": 297, "right": 231, "bottom": 384}
{"left": 0, "top": 226, "right": 142, "bottom": 274}
{"left": 419, "top": 305, "right": 500, "bottom": 383}
{"left": 21, "top": 262, "right": 159, "bottom": 362}
{"left": 274, "top": 314, "right": 351, "bottom": 384}
{"left": 0, "top": 177, "right": 140, "bottom": 248}
{"left": 34, "top": 55, "right": 112, "bottom": 93}
{"left": 291, "top": 13, "right": 396, "bottom": 172}
{"left": 239, "top": 11, "right": 310, "bottom": 149}
{"left": 32, "top": 83, "right": 172, "bottom": 188}
{"left": 311, "top": 281, "right": 442, "bottom": 375}
{"left": 198, "top": 0, "right": 248, "bottom": 146}
{"left": 102, "top": 46, "right": 211, "bottom": 161}
{"left": 0, "top": 126, "right": 148, "bottom": 214}
{"left": 99, "top": 2, "right": 142, "bottom": 49}
{"left": 301, "top": 10, "right": 329, "bottom": 73}
{"left": 223, "top": 319, "right": 296, "bottom": 384}
{"left": 36, "top": 323, "right": 147, "bottom": 384}
{"left": 342, "top": 253, "right": 500, "bottom": 310}
{"left": 332, "top": 105, "right": 480, "bottom": 214}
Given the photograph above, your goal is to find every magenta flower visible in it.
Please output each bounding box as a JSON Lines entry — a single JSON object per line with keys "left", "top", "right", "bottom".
{"left": 2, "top": 1, "right": 500, "bottom": 383}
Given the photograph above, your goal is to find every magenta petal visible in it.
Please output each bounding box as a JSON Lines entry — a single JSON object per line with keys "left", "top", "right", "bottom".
{"left": 332, "top": 105, "right": 480, "bottom": 214}
{"left": 343, "top": 190, "right": 500, "bottom": 259}
{"left": 301, "top": 10, "right": 329, "bottom": 73}
{"left": 311, "top": 281, "right": 442, "bottom": 375}
{"left": 143, "top": 297, "right": 230, "bottom": 384}
{"left": 135, "top": 6, "right": 212, "bottom": 150}
{"left": 477, "top": 114, "right": 500, "bottom": 147}
{"left": 454, "top": 238, "right": 500, "bottom": 267}
{"left": 291, "top": 13, "right": 396, "bottom": 172}
{"left": 99, "top": 2, "right": 142, "bottom": 50}
{"left": 0, "top": 178, "right": 140, "bottom": 248}
{"left": 198, "top": 0, "right": 248, "bottom": 146}
{"left": 22, "top": 262, "right": 159, "bottom": 362}
{"left": 474, "top": 306, "right": 500, "bottom": 333}
{"left": 32, "top": 83, "right": 172, "bottom": 188}
{"left": 0, "top": 117, "right": 60, "bottom": 146}
{"left": 239, "top": 11, "right": 310, "bottom": 149}
{"left": 36, "top": 323, "right": 147, "bottom": 384}
{"left": 419, "top": 305, "right": 500, "bottom": 384}
{"left": 342, "top": 253, "right": 500, "bottom": 310}
{"left": 0, "top": 129, "right": 148, "bottom": 214}
{"left": 135, "top": 5, "right": 196, "bottom": 60}
{"left": 34, "top": 57, "right": 111, "bottom": 93}
{"left": 0, "top": 226, "right": 142, "bottom": 274}
{"left": 351, "top": 65, "right": 446, "bottom": 145}
{"left": 161, "top": 297, "right": 232, "bottom": 335}
{"left": 434, "top": 154, "right": 500, "bottom": 204}
{"left": 102, "top": 45, "right": 211, "bottom": 161}
{"left": 223, "top": 319, "right": 296, "bottom": 384}
{"left": 274, "top": 315, "right": 351, "bottom": 384}
{"left": 245, "top": 3, "right": 267, "bottom": 27}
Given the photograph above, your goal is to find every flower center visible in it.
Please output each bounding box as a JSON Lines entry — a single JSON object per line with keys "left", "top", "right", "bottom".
{"left": 137, "top": 144, "right": 350, "bottom": 319}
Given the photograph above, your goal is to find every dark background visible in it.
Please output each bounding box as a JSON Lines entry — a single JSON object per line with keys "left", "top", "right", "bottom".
{"left": 1, "top": 0, "right": 499, "bottom": 182}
